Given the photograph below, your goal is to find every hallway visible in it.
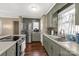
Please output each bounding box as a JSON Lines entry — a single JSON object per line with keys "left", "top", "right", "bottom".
{"left": 24, "top": 42, "right": 47, "bottom": 56}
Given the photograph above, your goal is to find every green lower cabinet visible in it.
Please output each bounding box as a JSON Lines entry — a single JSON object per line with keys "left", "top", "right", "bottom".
{"left": 43, "top": 35, "right": 51, "bottom": 55}
{"left": 60, "top": 47, "right": 75, "bottom": 56}
{"left": 46, "top": 38, "right": 51, "bottom": 56}
{"left": 43, "top": 35, "right": 60, "bottom": 56}
{"left": 43, "top": 35, "right": 48, "bottom": 52}
{"left": 43, "top": 35, "right": 76, "bottom": 56}
{"left": 0, "top": 44, "right": 16, "bottom": 56}
{"left": 43, "top": 37, "right": 50, "bottom": 55}
{"left": 0, "top": 52, "right": 7, "bottom": 56}
{"left": 50, "top": 42, "right": 60, "bottom": 56}
{"left": 7, "top": 44, "right": 16, "bottom": 56}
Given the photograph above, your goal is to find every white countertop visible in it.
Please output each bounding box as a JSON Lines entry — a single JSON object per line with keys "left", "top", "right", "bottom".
{"left": 0, "top": 41, "right": 16, "bottom": 55}
{"left": 0, "top": 34, "right": 26, "bottom": 55}
{"left": 58, "top": 42, "right": 79, "bottom": 56}
{"left": 43, "top": 33, "right": 79, "bottom": 56}
{"left": 0, "top": 34, "right": 26, "bottom": 39}
{"left": 0, "top": 35, "right": 11, "bottom": 39}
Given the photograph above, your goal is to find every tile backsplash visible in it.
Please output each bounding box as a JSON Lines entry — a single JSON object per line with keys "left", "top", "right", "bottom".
{"left": 75, "top": 25, "right": 79, "bottom": 34}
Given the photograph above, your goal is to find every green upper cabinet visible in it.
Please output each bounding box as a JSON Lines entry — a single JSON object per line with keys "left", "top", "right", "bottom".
{"left": 47, "top": 3, "right": 67, "bottom": 28}
{"left": 52, "top": 13, "right": 58, "bottom": 30}
{"left": 75, "top": 3, "right": 79, "bottom": 25}
{"left": 47, "top": 12, "right": 53, "bottom": 27}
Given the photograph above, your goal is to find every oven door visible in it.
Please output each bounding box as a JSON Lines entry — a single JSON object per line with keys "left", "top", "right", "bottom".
{"left": 17, "top": 44, "right": 22, "bottom": 56}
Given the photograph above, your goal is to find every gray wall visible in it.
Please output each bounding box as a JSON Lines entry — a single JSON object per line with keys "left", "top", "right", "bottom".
{"left": 23, "top": 18, "right": 40, "bottom": 33}
{"left": 23, "top": 18, "right": 40, "bottom": 43}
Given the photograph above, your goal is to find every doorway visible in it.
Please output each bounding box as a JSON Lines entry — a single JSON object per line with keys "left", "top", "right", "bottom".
{"left": 23, "top": 18, "right": 40, "bottom": 43}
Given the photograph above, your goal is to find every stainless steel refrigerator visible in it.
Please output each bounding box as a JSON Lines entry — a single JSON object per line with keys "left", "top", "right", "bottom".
{"left": 28, "top": 23, "right": 32, "bottom": 43}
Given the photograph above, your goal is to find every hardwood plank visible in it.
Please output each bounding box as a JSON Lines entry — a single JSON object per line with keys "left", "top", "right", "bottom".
{"left": 24, "top": 42, "right": 47, "bottom": 56}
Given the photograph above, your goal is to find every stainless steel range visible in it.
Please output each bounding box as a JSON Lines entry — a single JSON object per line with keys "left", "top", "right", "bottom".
{"left": 16, "top": 36, "right": 25, "bottom": 56}
{"left": 0, "top": 35, "right": 25, "bottom": 56}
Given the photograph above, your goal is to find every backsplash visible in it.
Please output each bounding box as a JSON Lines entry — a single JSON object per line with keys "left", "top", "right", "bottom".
{"left": 75, "top": 25, "right": 79, "bottom": 34}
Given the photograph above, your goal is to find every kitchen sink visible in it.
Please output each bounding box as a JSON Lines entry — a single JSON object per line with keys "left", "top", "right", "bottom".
{"left": 48, "top": 35, "right": 67, "bottom": 42}
{"left": 55, "top": 38, "right": 67, "bottom": 42}
{"left": 48, "top": 35, "right": 61, "bottom": 39}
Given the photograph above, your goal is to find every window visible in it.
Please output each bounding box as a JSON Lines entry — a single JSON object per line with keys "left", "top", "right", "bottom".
{"left": 58, "top": 4, "right": 75, "bottom": 35}
{"left": 33, "top": 22, "right": 39, "bottom": 30}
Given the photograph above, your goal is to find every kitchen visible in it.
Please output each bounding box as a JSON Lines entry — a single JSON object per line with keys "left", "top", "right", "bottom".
{"left": 0, "top": 3, "right": 79, "bottom": 56}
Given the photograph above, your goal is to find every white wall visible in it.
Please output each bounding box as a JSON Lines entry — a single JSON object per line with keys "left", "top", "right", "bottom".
{"left": 2, "top": 20, "right": 13, "bottom": 35}
{"left": 19, "top": 16, "right": 23, "bottom": 35}
{"left": 40, "top": 15, "right": 47, "bottom": 45}
{"left": 0, "top": 17, "right": 19, "bottom": 35}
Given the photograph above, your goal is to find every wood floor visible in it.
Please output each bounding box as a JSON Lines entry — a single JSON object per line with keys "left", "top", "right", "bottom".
{"left": 24, "top": 42, "right": 47, "bottom": 56}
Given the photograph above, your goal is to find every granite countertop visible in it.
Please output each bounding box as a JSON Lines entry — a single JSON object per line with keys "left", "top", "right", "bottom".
{"left": 0, "top": 35, "right": 11, "bottom": 39}
{"left": 0, "top": 41, "right": 16, "bottom": 55}
{"left": 0, "top": 34, "right": 26, "bottom": 39}
{"left": 58, "top": 41, "right": 79, "bottom": 56}
{"left": 0, "top": 34, "right": 26, "bottom": 55}
{"left": 43, "top": 33, "right": 79, "bottom": 56}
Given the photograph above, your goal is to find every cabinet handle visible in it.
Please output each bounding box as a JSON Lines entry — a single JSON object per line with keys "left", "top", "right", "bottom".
{"left": 59, "top": 53, "right": 61, "bottom": 56}
{"left": 71, "top": 54, "right": 76, "bottom": 56}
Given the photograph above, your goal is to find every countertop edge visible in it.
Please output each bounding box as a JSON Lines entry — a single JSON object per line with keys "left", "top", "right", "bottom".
{"left": 43, "top": 33, "right": 79, "bottom": 56}
{"left": 0, "top": 41, "right": 16, "bottom": 55}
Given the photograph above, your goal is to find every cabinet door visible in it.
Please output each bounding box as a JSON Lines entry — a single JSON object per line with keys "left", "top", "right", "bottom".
{"left": 50, "top": 42, "right": 55, "bottom": 56}
{"left": 75, "top": 4, "right": 79, "bottom": 25}
{"left": 7, "top": 44, "right": 16, "bottom": 56}
{"left": 60, "top": 48, "right": 76, "bottom": 56}
{"left": 43, "top": 35, "right": 47, "bottom": 49}
{"left": 32, "top": 32, "right": 40, "bottom": 41}
{"left": 50, "top": 42, "right": 60, "bottom": 56}
{"left": 44, "top": 37, "right": 49, "bottom": 53}
{"left": 43, "top": 35, "right": 60, "bottom": 56}
{"left": 60, "top": 47, "right": 72, "bottom": 56}
{"left": 54, "top": 43, "right": 60, "bottom": 56}
{"left": 52, "top": 13, "right": 58, "bottom": 28}
{"left": 43, "top": 36, "right": 45, "bottom": 46}
{"left": 46, "top": 37, "right": 51, "bottom": 55}
{"left": 43, "top": 35, "right": 52, "bottom": 56}
{"left": 0, "top": 52, "right": 7, "bottom": 56}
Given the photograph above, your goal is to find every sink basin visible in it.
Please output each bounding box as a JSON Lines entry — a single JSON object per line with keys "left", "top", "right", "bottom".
{"left": 48, "top": 35, "right": 67, "bottom": 42}
{"left": 55, "top": 38, "right": 67, "bottom": 42}
{"left": 48, "top": 35, "right": 61, "bottom": 39}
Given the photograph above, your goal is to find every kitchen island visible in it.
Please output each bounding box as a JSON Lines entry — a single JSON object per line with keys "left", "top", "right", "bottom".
{"left": 43, "top": 33, "right": 79, "bottom": 56}
{"left": 0, "top": 34, "right": 26, "bottom": 56}
{"left": 0, "top": 41, "right": 16, "bottom": 56}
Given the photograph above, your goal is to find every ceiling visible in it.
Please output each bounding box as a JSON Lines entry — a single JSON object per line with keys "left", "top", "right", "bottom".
{"left": 0, "top": 3, "right": 55, "bottom": 18}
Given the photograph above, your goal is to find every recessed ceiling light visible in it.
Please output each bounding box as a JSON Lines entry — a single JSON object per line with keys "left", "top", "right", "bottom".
{"left": 32, "top": 7, "right": 37, "bottom": 11}
{"left": 28, "top": 4, "right": 40, "bottom": 12}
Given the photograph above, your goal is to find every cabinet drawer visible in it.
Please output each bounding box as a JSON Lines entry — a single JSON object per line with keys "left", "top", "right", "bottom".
{"left": 7, "top": 44, "right": 16, "bottom": 56}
